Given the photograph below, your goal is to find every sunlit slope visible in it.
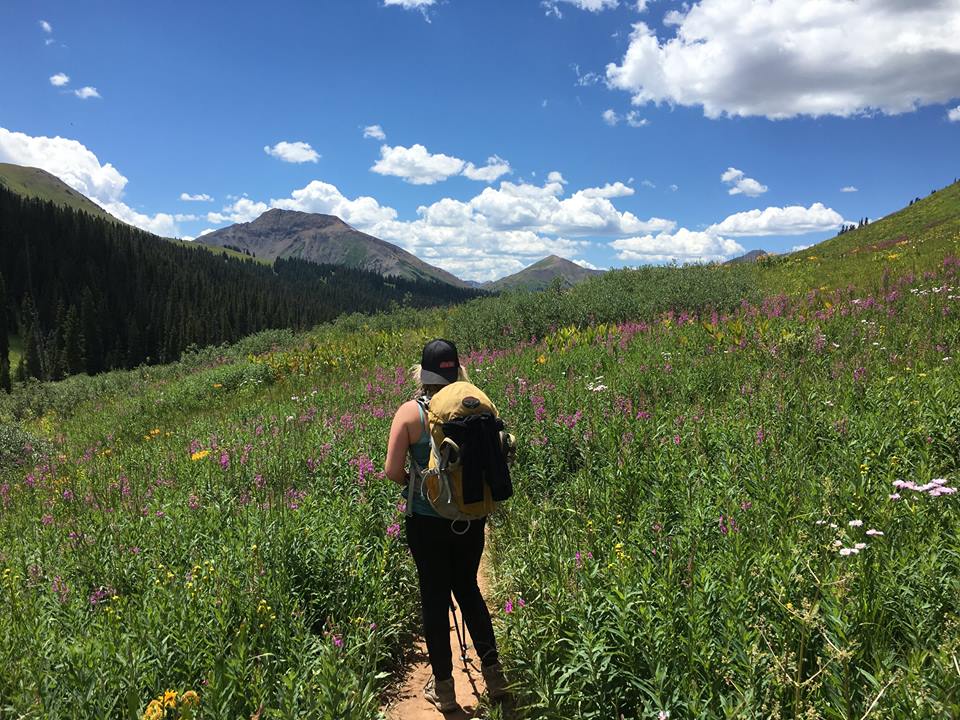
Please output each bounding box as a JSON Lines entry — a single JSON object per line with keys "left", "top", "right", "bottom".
{"left": 0, "top": 163, "right": 117, "bottom": 221}
{"left": 757, "top": 181, "right": 960, "bottom": 295}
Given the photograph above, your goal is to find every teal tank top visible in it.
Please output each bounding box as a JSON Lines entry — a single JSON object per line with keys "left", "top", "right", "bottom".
{"left": 404, "top": 402, "right": 441, "bottom": 518}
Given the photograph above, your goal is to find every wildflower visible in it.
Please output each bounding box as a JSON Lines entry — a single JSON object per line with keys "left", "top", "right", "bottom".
{"left": 839, "top": 547, "right": 858, "bottom": 556}
{"left": 162, "top": 689, "right": 178, "bottom": 708}
{"left": 673, "top": 434, "right": 681, "bottom": 445}
{"left": 755, "top": 427, "right": 766, "bottom": 445}
{"left": 41, "top": 514, "right": 54, "bottom": 526}
{"left": 888, "top": 493, "right": 901, "bottom": 500}
{"left": 191, "top": 449, "right": 210, "bottom": 462}
{"left": 219, "top": 452, "right": 230, "bottom": 470}
{"left": 659, "top": 712, "right": 671, "bottom": 720}
{"left": 848, "top": 519, "right": 863, "bottom": 527}
{"left": 504, "top": 599, "right": 514, "bottom": 614}
{"left": 188, "top": 494, "right": 200, "bottom": 510}
{"left": 854, "top": 542, "right": 868, "bottom": 550}
{"left": 52, "top": 575, "right": 69, "bottom": 603}
{"left": 181, "top": 690, "right": 200, "bottom": 709}
{"left": 865, "top": 529, "right": 884, "bottom": 536}
{"left": 537, "top": 355, "right": 546, "bottom": 364}
{"left": 143, "top": 699, "right": 163, "bottom": 720}
{"left": 386, "top": 522, "right": 401, "bottom": 538}
{"left": 331, "top": 634, "right": 343, "bottom": 648}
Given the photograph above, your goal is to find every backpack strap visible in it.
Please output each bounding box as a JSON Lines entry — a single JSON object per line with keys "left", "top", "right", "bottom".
{"left": 406, "top": 398, "right": 433, "bottom": 517}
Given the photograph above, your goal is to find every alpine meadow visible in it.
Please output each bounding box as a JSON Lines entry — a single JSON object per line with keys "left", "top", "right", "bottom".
{"left": 3, "top": 1, "right": 960, "bottom": 719}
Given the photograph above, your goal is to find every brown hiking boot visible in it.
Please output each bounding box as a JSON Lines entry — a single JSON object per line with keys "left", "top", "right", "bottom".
{"left": 424, "top": 675, "right": 458, "bottom": 713}
{"left": 481, "top": 661, "right": 509, "bottom": 700}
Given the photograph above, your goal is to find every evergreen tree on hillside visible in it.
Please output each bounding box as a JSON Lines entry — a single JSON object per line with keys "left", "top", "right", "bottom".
{"left": 0, "top": 185, "right": 482, "bottom": 379}
{"left": 60, "top": 305, "right": 85, "bottom": 376}
{"left": 0, "top": 272, "right": 10, "bottom": 393}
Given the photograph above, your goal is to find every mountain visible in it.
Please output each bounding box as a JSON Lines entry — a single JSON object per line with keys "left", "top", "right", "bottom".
{"left": 0, "top": 184, "right": 481, "bottom": 381}
{"left": 0, "top": 163, "right": 117, "bottom": 222}
{"left": 199, "top": 209, "right": 468, "bottom": 287}
{"left": 486, "top": 255, "right": 604, "bottom": 292}
{"left": 725, "top": 249, "right": 770, "bottom": 264}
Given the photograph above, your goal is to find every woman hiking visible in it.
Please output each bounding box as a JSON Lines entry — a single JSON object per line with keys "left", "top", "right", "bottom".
{"left": 384, "top": 338, "right": 508, "bottom": 713}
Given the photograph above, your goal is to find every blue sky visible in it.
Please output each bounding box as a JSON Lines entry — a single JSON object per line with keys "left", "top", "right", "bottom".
{"left": 2, "top": 0, "right": 959, "bottom": 281}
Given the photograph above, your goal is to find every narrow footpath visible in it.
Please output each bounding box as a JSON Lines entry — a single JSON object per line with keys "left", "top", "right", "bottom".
{"left": 383, "top": 540, "right": 498, "bottom": 719}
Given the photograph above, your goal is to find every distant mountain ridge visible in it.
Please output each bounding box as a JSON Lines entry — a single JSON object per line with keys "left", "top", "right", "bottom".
{"left": 199, "top": 209, "right": 468, "bottom": 287}
{"left": 725, "top": 249, "right": 770, "bottom": 264}
{"left": 486, "top": 255, "right": 604, "bottom": 291}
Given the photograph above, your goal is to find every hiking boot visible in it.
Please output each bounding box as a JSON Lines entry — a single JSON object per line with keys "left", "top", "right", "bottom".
{"left": 424, "top": 675, "right": 458, "bottom": 713}
{"left": 482, "top": 661, "right": 509, "bottom": 700}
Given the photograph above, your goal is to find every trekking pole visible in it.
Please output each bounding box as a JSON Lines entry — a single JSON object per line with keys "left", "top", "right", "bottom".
{"left": 449, "top": 597, "right": 469, "bottom": 664}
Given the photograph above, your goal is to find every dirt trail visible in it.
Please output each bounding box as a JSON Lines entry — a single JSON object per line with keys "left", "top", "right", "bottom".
{"left": 383, "top": 537, "right": 497, "bottom": 720}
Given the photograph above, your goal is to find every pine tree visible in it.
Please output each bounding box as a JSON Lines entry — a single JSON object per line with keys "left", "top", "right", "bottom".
{"left": 0, "top": 273, "right": 10, "bottom": 393}
{"left": 61, "top": 305, "right": 85, "bottom": 376}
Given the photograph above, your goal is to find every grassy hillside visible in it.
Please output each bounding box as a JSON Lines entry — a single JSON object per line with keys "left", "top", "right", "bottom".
{"left": 172, "top": 239, "right": 272, "bottom": 265}
{"left": 756, "top": 180, "right": 960, "bottom": 295}
{"left": 0, "top": 163, "right": 117, "bottom": 222}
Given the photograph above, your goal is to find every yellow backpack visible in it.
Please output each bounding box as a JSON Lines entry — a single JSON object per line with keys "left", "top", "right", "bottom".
{"left": 407, "top": 382, "right": 514, "bottom": 525}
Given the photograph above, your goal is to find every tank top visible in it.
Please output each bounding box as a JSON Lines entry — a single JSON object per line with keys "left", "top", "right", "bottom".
{"left": 404, "top": 402, "right": 441, "bottom": 518}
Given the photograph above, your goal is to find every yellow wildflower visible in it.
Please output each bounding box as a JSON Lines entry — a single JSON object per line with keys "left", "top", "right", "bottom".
{"left": 212, "top": 383, "right": 223, "bottom": 388}
{"left": 162, "top": 689, "right": 178, "bottom": 708}
{"left": 536, "top": 355, "right": 546, "bottom": 364}
{"left": 181, "top": 690, "right": 200, "bottom": 708}
{"left": 191, "top": 450, "right": 210, "bottom": 462}
{"left": 142, "top": 700, "right": 163, "bottom": 720}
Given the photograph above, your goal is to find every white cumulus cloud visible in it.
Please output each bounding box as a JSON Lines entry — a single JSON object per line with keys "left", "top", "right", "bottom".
{"left": 0, "top": 127, "right": 188, "bottom": 237}
{"left": 721, "top": 167, "right": 768, "bottom": 197}
{"left": 363, "top": 124, "right": 387, "bottom": 140}
{"left": 264, "top": 141, "right": 320, "bottom": 164}
{"left": 579, "top": 182, "right": 634, "bottom": 199}
{"left": 372, "top": 143, "right": 465, "bottom": 185}
{"left": 949, "top": 106, "right": 960, "bottom": 122}
{"left": 180, "top": 192, "right": 214, "bottom": 202}
{"left": 49, "top": 73, "right": 70, "bottom": 87}
{"left": 383, "top": 0, "right": 436, "bottom": 20}
{"left": 709, "top": 203, "right": 844, "bottom": 236}
{"left": 606, "top": 0, "right": 960, "bottom": 119}
{"left": 462, "top": 155, "right": 512, "bottom": 183}
{"left": 611, "top": 228, "right": 745, "bottom": 263}
{"left": 544, "top": 0, "right": 619, "bottom": 17}
{"left": 841, "top": 186, "right": 858, "bottom": 193}
{"left": 74, "top": 86, "right": 101, "bottom": 100}
{"left": 372, "top": 144, "right": 512, "bottom": 185}
{"left": 40, "top": 20, "right": 52, "bottom": 33}
{"left": 572, "top": 258, "right": 602, "bottom": 270}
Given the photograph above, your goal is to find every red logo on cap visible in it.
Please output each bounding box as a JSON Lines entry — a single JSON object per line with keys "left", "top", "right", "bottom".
{"left": 439, "top": 361, "right": 456, "bottom": 368}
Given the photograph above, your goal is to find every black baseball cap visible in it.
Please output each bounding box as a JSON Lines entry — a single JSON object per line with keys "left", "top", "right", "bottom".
{"left": 420, "top": 339, "right": 460, "bottom": 386}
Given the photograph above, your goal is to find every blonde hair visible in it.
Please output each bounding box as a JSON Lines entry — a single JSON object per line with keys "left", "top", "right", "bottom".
{"left": 409, "top": 363, "right": 471, "bottom": 400}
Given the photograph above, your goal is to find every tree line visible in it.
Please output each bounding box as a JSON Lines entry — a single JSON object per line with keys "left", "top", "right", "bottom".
{"left": 0, "top": 186, "right": 480, "bottom": 387}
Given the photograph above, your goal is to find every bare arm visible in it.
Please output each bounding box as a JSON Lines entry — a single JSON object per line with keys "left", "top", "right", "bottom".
{"left": 385, "top": 401, "right": 416, "bottom": 486}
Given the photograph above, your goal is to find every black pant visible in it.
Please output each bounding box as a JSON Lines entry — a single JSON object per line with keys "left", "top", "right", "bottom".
{"left": 405, "top": 514, "right": 499, "bottom": 680}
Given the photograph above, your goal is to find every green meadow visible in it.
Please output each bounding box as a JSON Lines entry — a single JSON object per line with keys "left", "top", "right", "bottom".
{"left": 1, "top": 185, "right": 958, "bottom": 719}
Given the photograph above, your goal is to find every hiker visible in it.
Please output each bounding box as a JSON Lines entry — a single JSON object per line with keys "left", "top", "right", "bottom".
{"left": 384, "top": 338, "right": 509, "bottom": 713}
